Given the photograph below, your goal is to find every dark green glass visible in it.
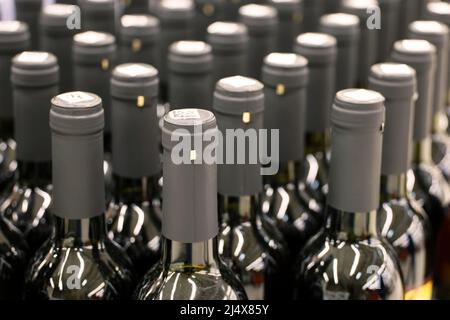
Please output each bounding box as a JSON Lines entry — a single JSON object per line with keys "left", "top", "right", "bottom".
{"left": 24, "top": 215, "right": 134, "bottom": 300}
{"left": 218, "top": 194, "right": 289, "bottom": 300}
{"left": 106, "top": 174, "right": 161, "bottom": 277}
{"left": 0, "top": 138, "right": 16, "bottom": 197}
{"left": 134, "top": 237, "right": 248, "bottom": 300}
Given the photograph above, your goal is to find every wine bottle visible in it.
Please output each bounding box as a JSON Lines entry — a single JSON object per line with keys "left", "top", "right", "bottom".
{"left": 0, "top": 21, "right": 30, "bottom": 193}
{"left": 134, "top": 108, "right": 247, "bottom": 300}
{"left": 369, "top": 62, "right": 433, "bottom": 300}
{"left": 25, "top": 91, "right": 133, "bottom": 300}
{"left": 40, "top": 3, "right": 79, "bottom": 93}
{"left": 167, "top": 40, "right": 213, "bottom": 109}
{"left": 239, "top": 4, "right": 278, "bottom": 79}
{"left": 107, "top": 63, "right": 162, "bottom": 277}
{"left": 293, "top": 32, "right": 337, "bottom": 203}
{"left": 318, "top": 13, "right": 360, "bottom": 92}
{"left": 268, "top": 0, "right": 303, "bottom": 52}
{"left": 302, "top": 0, "right": 324, "bottom": 32}
{"left": 294, "top": 88, "right": 405, "bottom": 300}
{"left": 118, "top": 14, "right": 161, "bottom": 69}
{"left": 2, "top": 51, "right": 59, "bottom": 253}
{"left": 193, "top": 0, "right": 223, "bottom": 41}
{"left": 377, "top": 0, "right": 401, "bottom": 61}
{"left": 213, "top": 75, "right": 289, "bottom": 300}
{"left": 341, "top": 0, "right": 379, "bottom": 88}
{"left": 206, "top": 21, "right": 249, "bottom": 84}
{"left": 78, "top": 0, "right": 117, "bottom": 35}
{"left": 15, "top": 0, "right": 42, "bottom": 50}
{"left": 155, "top": 0, "right": 195, "bottom": 101}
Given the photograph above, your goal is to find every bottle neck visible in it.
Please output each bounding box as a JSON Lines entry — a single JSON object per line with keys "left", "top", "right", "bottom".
{"left": 380, "top": 173, "right": 407, "bottom": 202}
{"left": 112, "top": 174, "right": 160, "bottom": 204}
{"left": 54, "top": 215, "right": 107, "bottom": 247}
{"left": 413, "top": 137, "right": 433, "bottom": 165}
{"left": 305, "top": 131, "right": 330, "bottom": 155}
{"left": 162, "top": 237, "right": 220, "bottom": 270}
{"left": 16, "top": 160, "right": 52, "bottom": 188}
{"left": 219, "top": 194, "right": 257, "bottom": 225}
{"left": 325, "top": 206, "right": 378, "bottom": 240}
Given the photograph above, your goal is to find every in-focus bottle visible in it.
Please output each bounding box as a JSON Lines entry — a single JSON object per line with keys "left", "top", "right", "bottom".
{"left": 318, "top": 13, "right": 360, "bottom": 92}
{"left": 261, "top": 53, "right": 324, "bottom": 260}
{"left": 155, "top": 0, "right": 195, "bottom": 101}
{"left": 25, "top": 91, "right": 133, "bottom": 300}
{"left": 294, "top": 88, "right": 405, "bottom": 300}
{"left": 369, "top": 62, "right": 433, "bottom": 300}
{"left": 341, "top": 0, "right": 379, "bottom": 88}
{"left": 193, "top": 0, "right": 224, "bottom": 41}
{"left": 213, "top": 75, "right": 289, "bottom": 300}
{"left": 268, "top": 0, "right": 303, "bottom": 52}
{"left": 167, "top": 41, "right": 213, "bottom": 110}
{"left": 107, "top": 63, "right": 162, "bottom": 277}
{"left": 2, "top": 51, "right": 58, "bottom": 253}
{"left": 118, "top": 14, "right": 161, "bottom": 68}
{"left": 206, "top": 21, "right": 249, "bottom": 84}
{"left": 78, "top": 0, "right": 117, "bottom": 35}
{"left": 15, "top": 0, "right": 42, "bottom": 50}
{"left": 293, "top": 32, "right": 337, "bottom": 203}
{"left": 239, "top": 4, "right": 278, "bottom": 79}
{"left": 40, "top": 3, "right": 78, "bottom": 93}
{"left": 134, "top": 108, "right": 247, "bottom": 300}
{"left": 0, "top": 21, "right": 30, "bottom": 192}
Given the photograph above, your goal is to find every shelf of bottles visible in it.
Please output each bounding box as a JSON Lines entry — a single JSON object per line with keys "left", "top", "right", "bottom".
{"left": 0, "top": 0, "right": 450, "bottom": 301}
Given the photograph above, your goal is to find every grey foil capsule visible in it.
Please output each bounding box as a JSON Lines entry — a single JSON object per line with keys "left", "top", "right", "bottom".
{"left": 206, "top": 21, "right": 249, "bottom": 84}
{"left": 268, "top": 0, "right": 303, "bottom": 52}
{"left": 40, "top": 4, "right": 79, "bottom": 93}
{"left": 377, "top": 0, "right": 401, "bottom": 61}
{"left": 391, "top": 39, "right": 436, "bottom": 142}
{"left": 73, "top": 31, "right": 116, "bottom": 135}
{"left": 15, "top": 0, "right": 42, "bottom": 50}
{"left": 294, "top": 32, "right": 337, "bottom": 133}
{"left": 110, "top": 63, "right": 161, "bottom": 178}
{"left": 318, "top": 13, "right": 360, "bottom": 91}
{"left": 50, "top": 91, "right": 105, "bottom": 219}
{"left": 239, "top": 4, "right": 278, "bottom": 80}
{"left": 11, "top": 51, "right": 59, "bottom": 163}
{"left": 161, "top": 108, "right": 219, "bottom": 243}
{"left": 213, "top": 76, "right": 265, "bottom": 197}
{"left": 168, "top": 40, "right": 213, "bottom": 110}
{"left": 262, "top": 52, "right": 309, "bottom": 164}
{"left": 0, "top": 21, "right": 30, "bottom": 127}
{"left": 328, "top": 89, "right": 385, "bottom": 213}
{"left": 368, "top": 63, "right": 417, "bottom": 175}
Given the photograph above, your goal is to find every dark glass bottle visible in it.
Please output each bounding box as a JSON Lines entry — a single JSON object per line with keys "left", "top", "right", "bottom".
{"left": 2, "top": 52, "right": 59, "bottom": 253}
{"left": 261, "top": 53, "right": 323, "bottom": 260}
{"left": 107, "top": 63, "right": 162, "bottom": 277}
{"left": 213, "top": 76, "right": 289, "bottom": 300}
{"left": 293, "top": 32, "right": 337, "bottom": 204}
{"left": 295, "top": 89, "right": 405, "bottom": 300}
{"left": 369, "top": 62, "right": 433, "bottom": 300}
{"left": 25, "top": 92, "right": 133, "bottom": 300}
{"left": 238, "top": 4, "right": 278, "bottom": 80}
{"left": 167, "top": 40, "right": 213, "bottom": 110}
{"left": 40, "top": 3, "right": 79, "bottom": 93}
{"left": 135, "top": 109, "right": 247, "bottom": 300}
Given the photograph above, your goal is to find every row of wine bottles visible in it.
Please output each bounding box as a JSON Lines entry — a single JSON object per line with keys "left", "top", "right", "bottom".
{"left": 1, "top": 0, "right": 450, "bottom": 300}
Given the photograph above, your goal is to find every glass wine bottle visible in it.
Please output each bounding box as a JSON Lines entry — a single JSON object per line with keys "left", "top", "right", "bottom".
{"left": 107, "top": 63, "right": 162, "bottom": 277}
{"left": 294, "top": 89, "right": 405, "bottom": 300}
{"left": 369, "top": 62, "right": 433, "bottom": 300}
{"left": 25, "top": 91, "right": 133, "bottom": 300}
{"left": 134, "top": 108, "right": 247, "bottom": 300}
{"left": 213, "top": 75, "right": 289, "bottom": 300}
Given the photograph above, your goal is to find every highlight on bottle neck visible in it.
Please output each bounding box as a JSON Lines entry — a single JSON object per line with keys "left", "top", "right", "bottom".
{"left": 50, "top": 91, "right": 105, "bottom": 220}
{"left": 328, "top": 88, "right": 385, "bottom": 213}
{"left": 161, "top": 108, "right": 219, "bottom": 243}
{"left": 368, "top": 63, "right": 416, "bottom": 176}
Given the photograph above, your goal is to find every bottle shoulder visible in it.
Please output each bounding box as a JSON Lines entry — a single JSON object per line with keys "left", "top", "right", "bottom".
{"left": 25, "top": 239, "right": 133, "bottom": 300}
{"left": 295, "top": 232, "right": 405, "bottom": 300}
{"left": 135, "top": 262, "right": 247, "bottom": 300}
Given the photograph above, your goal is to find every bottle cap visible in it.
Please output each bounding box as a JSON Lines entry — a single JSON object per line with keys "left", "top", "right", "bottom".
{"left": 40, "top": 4, "right": 80, "bottom": 32}
{"left": 11, "top": 51, "right": 59, "bottom": 87}
{"left": 156, "top": 0, "right": 195, "bottom": 20}
{"left": 239, "top": 4, "right": 278, "bottom": 33}
{"left": 206, "top": 21, "right": 248, "bottom": 51}
{"left": 111, "top": 63, "right": 159, "bottom": 99}
{"left": 294, "top": 32, "right": 337, "bottom": 64}
{"left": 73, "top": 31, "right": 116, "bottom": 65}
{"left": 120, "top": 14, "right": 160, "bottom": 45}
{"left": 168, "top": 40, "right": 213, "bottom": 74}
{"left": 319, "top": 13, "right": 360, "bottom": 43}
{"left": 0, "top": 21, "right": 30, "bottom": 52}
